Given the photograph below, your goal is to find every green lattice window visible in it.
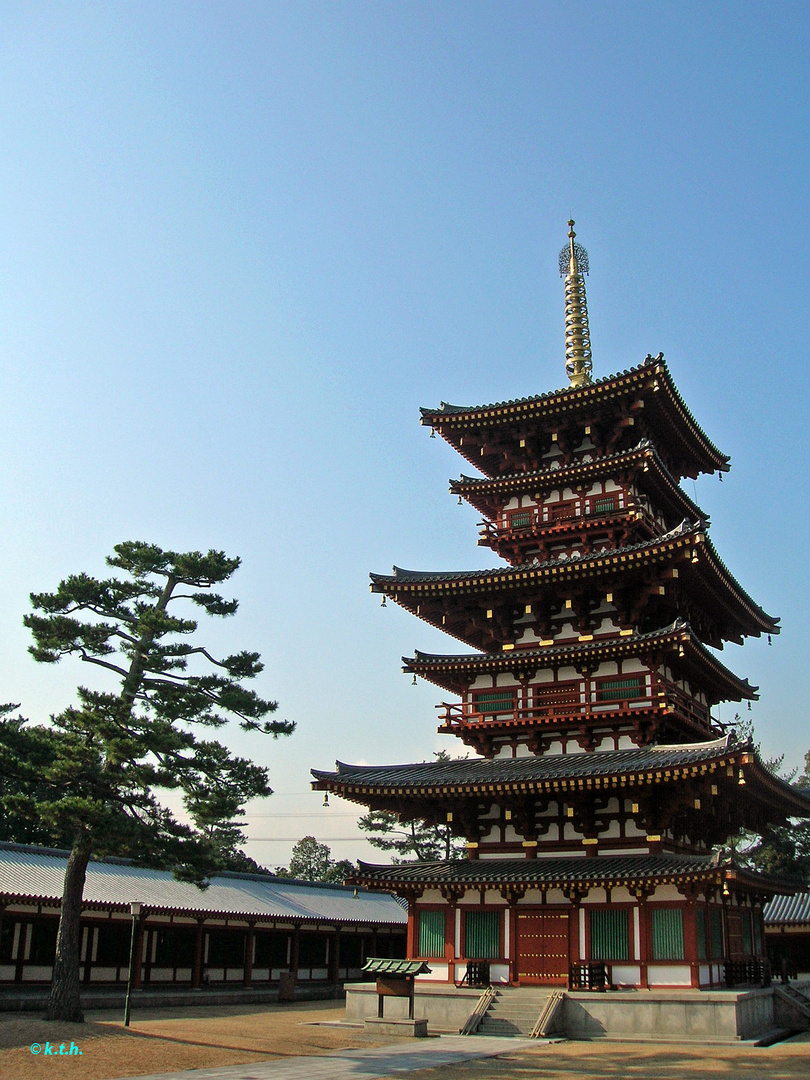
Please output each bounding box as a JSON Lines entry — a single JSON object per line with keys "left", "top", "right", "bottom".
{"left": 464, "top": 911, "right": 500, "bottom": 959}
{"left": 696, "top": 908, "right": 707, "bottom": 960}
{"left": 473, "top": 690, "right": 514, "bottom": 715}
{"left": 418, "top": 911, "right": 445, "bottom": 958}
{"left": 592, "top": 495, "right": 617, "bottom": 514}
{"left": 651, "top": 908, "right": 685, "bottom": 961}
{"left": 590, "top": 909, "right": 629, "bottom": 961}
{"left": 595, "top": 677, "right": 644, "bottom": 702}
{"left": 709, "top": 908, "right": 724, "bottom": 958}
{"left": 509, "top": 511, "right": 532, "bottom": 529}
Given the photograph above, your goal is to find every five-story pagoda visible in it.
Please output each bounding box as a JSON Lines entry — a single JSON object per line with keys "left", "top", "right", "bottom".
{"left": 313, "top": 223, "right": 810, "bottom": 990}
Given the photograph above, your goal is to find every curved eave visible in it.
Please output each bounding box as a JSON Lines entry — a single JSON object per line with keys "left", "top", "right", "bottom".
{"left": 370, "top": 526, "right": 777, "bottom": 642}
{"left": 693, "top": 534, "right": 780, "bottom": 638}
{"left": 349, "top": 856, "right": 790, "bottom": 897}
{"left": 403, "top": 622, "right": 759, "bottom": 702}
{"left": 370, "top": 527, "right": 701, "bottom": 592}
{"left": 312, "top": 739, "right": 742, "bottom": 800}
{"left": 312, "top": 742, "right": 809, "bottom": 823}
{"left": 451, "top": 443, "right": 706, "bottom": 524}
{"left": 421, "top": 357, "right": 729, "bottom": 479}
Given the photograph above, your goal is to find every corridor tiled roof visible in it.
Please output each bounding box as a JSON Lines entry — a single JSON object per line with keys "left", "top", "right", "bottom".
{"left": 764, "top": 892, "right": 810, "bottom": 926}
{"left": 0, "top": 842, "right": 406, "bottom": 926}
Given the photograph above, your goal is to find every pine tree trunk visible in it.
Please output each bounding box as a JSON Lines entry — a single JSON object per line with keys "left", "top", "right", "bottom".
{"left": 46, "top": 832, "right": 91, "bottom": 1022}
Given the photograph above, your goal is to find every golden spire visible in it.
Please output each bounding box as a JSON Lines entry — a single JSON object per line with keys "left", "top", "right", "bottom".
{"left": 559, "top": 219, "right": 593, "bottom": 388}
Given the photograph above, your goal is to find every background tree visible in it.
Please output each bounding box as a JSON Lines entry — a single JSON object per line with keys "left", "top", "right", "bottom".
{"left": 725, "top": 716, "right": 810, "bottom": 884}
{"left": 0, "top": 542, "right": 294, "bottom": 1023}
{"left": 276, "top": 836, "right": 356, "bottom": 882}
{"left": 357, "top": 810, "right": 464, "bottom": 862}
{"left": 357, "top": 750, "right": 466, "bottom": 862}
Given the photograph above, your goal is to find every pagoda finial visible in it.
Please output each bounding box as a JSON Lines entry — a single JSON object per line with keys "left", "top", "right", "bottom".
{"left": 559, "top": 219, "right": 593, "bottom": 388}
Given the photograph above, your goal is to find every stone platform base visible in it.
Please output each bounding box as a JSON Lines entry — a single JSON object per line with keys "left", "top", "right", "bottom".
{"left": 364, "top": 1017, "right": 428, "bottom": 1037}
{"left": 345, "top": 982, "right": 796, "bottom": 1041}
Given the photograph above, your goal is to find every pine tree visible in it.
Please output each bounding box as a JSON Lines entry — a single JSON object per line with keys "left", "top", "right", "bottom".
{"left": 277, "top": 836, "right": 356, "bottom": 882}
{"left": 0, "top": 542, "right": 294, "bottom": 1022}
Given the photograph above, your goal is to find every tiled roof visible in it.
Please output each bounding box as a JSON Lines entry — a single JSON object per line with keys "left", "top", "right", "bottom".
{"left": 362, "top": 958, "right": 432, "bottom": 975}
{"left": 369, "top": 524, "right": 779, "bottom": 638}
{"left": 451, "top": 442, "right": 706, "bottom": 525}
{"left": 764, "top": 892, "right": 810, "bottom": 926}
{"left": 314, "top": 736, "right": 740, "bottom": 789}
{"left": 371, "top": 521, "right": 702, "bottom": 584}
{"left": 419, "top": 356, "right": 729, "bottom": 473}
{"left": 0, "top": 843, "right": 406, "bottom": 926}
{"left": 404, "top": 620, "right": 758, "bottom": 701}
{"left": 352, "top": 853, "right": 731, "bottom": 888}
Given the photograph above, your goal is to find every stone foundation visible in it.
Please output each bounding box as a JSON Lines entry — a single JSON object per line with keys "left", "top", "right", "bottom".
{"left": 345, "top": 983, "right": 785, "bottom": 1041}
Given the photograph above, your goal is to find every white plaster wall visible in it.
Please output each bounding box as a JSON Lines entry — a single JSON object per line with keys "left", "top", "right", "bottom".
{"left": 611, "top": 965, "right": 641, "bottom": 986}
{"left": 650, "top": 885, "right": 684, "bottom": 902}
{"left": 531, "top": 669, "right": 555, "bottom": 684}
{"left": 647, "top": 964, "right": 691, "bottom": 986}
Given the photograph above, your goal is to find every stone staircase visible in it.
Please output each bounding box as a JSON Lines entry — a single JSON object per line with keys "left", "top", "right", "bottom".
{"left": 475, "top": 987, "right": 560, "bottom": 1037}
{"left": 774, "top": 982, "right": 810, "bottom": 1030}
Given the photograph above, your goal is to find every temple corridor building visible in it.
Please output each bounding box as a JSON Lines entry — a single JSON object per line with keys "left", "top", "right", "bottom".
{"left": 312, "top": 223, "right": 810, "bottom": 991}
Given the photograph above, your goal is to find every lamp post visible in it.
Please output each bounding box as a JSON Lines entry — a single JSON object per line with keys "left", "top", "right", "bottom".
{"left": 124, "top": 902, "right": 142, "bottom": 1027}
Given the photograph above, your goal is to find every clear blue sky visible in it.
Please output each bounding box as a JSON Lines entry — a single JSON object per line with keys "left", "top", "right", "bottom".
{"left": 0, "top": 1, "right": 807, "bottom": 868}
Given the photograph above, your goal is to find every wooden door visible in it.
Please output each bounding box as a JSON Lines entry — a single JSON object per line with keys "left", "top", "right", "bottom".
{"left": 516, "top": 910, "right": 570, "bottom": 985}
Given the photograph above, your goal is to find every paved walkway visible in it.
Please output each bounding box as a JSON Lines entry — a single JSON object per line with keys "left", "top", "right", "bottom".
{"left": 116, "top": 1035, "right": 536, "bottom": 1080}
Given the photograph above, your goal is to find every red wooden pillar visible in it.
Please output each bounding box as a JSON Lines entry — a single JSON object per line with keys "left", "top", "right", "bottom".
{"left": 445, "top": 903, "right": 456, "bottom": 983}
{"left": 637, "top": 895, "right": 649, "bottom": 989}
{"left": 406, "top": 897, "right": 417, "bottom": 959}
{"left": 681, "top": 891, "right": 701, "bottom": 988}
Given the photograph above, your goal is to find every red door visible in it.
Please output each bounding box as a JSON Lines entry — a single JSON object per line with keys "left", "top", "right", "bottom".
{"left": 516, "top": 910, "right": 570, "bottom": 985}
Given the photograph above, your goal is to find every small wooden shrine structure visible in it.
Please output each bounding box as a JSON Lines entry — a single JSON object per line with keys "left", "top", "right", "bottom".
{"left": 313, "top": 223, "right": 810, "bottom": 991}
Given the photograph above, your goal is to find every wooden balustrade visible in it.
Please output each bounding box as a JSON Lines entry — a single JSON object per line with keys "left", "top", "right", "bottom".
{"left": 436, "top": 676, "right": 715, "bottom": 735}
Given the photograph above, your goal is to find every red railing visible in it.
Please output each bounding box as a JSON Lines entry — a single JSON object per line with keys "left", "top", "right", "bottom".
{"left": 478, "top": 505, "right": 661, "bottom": 547}
{"left": 436, "top": 678, "right": 715, "bottom": 735}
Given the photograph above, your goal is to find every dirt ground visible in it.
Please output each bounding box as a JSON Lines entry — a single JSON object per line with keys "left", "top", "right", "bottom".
{"left": 0, "top": 1000, "right": 401, "bottom": 1080}
{"left": 402, "top": 1036, "right": 810, "bottom": 1080}
{"left": 1, "top": 1000, "right": 808, "bottom": 1080}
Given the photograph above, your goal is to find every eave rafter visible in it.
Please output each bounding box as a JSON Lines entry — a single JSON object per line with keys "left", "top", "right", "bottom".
{"left": 370, "top": 527, "right": 778, "bottom": 652}
{"left": 404, "top": 622, "right": 758, "bottom": 705}
{"left": 311, "top": 745, "right": 810, "bottom": 827}
{"left": 347, "top": 854, "right": 796, "bottom": 901}
{"left": 421, "top": 356, "right": 729, "bottom": 482}
{"left": 451, "top": 441, "right": 707, "bottom": 528}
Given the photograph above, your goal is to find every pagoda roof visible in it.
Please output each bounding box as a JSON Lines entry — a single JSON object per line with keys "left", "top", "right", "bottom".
{"left": 420, "top": 355, "right": 729, "bottom": 481}
{"left": 403, "top": 620, "right": 759, "bottom": 704}
{"left": 370, "top": 523, "right": 779, "bottom": 647}
{"left": 450, "top": 440, "right": 706, "bottom": 525}
{"left": 312, "top": 737, "right": 810, "bottom": 820}
{"left": 350, "top": 852, "right": 793, "bottom": 897}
